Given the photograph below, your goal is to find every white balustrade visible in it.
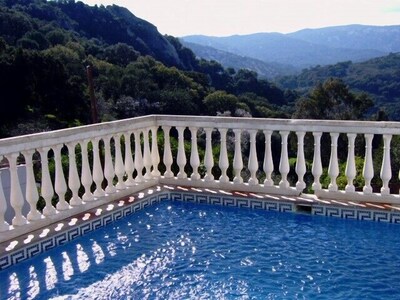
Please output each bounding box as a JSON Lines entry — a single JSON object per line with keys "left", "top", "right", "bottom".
{"left": 263, "top": 130, "right": 273, "bottom": 187}
{"left": 279, "top": 131, "right": 290, "bottom": 188}
{"left": 204, "top": 128, "right": 214, "bottom": 182}
{"left": 218, "top": 129, "right": 229, "bottom": 183}
{"left": 362, "top": 134, "right": 374, "bottom": 194}
{"left": 380, "top": 134, "right": 392, "bottom": 195}
{"left": 176, "top": 126, "right": 187, "bottom": 179}
{"left": 190, "top": 127, "right": 200, "bottom": 180}
{"left": 233, "top": 129, "right": 243, "bottom": 184}
{"left": 311, "top": 132, "right": 322, "bottom": 191}
{"left": 2, "top": 115, "right": 400, "bottom": 239}
{"left": 328, "top": 133, "right": 339, "bottom": 192}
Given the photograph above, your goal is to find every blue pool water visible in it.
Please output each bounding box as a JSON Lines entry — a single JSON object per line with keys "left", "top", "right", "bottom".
{"left": 1, "top": 201, "right": 400, "bottom": 299}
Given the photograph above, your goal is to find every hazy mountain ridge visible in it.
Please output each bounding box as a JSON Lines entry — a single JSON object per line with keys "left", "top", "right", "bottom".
{"left": 182, "top": 25, "right": 399, "bottom": 69}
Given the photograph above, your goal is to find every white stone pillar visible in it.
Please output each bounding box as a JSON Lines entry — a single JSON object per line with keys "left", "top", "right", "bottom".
{"left": 22, "top": 150, "right": 41, "bottom": 221}
{"left": 279, "top": 131, "right": 290, "bottom": 188}
{"left": 151, "top": 126, "right": 161, "bottom": 177}
{"left": 233, "top": 129, "right": 243, "bottom": 184}
{"left": 142, "top": 128, "right": 152, "bottom": 180}
{"left": 80, "top": 140, "right": 94, "bottom": 201}
{"left": 190, "top": 127, "right": 200, "bottom": 180}
{"left": 114, "top": 134, "right": 126, "bottom": 190}
{"left": 38, "top": 148, "right": 57, "bottom": 217}
{"left": 92, "top": 138, "right": 105, "bottom": 198}
{"left": 248, "top": 130, "right": 258, "bottom": 185}
{"left": 295, "top": 131, "right": 306, "bottom": 191}
{"left": 204, "top": 128, "right": 214, "bottom": 182}
{"left": 0, "top": 161, "right": 9, "bottom": 231}
{"left": 345, "top": 133, "right": 357, "bottom": 193}
{"left": 104, "top": 135, "right": 116, "bottom": 194}
{"left": 176, "top": 126, "right": 187, "bottom": 179}
{"left": 66, "top": 142, "right": 82, "bottom": 206}
{"left": 263, "top": 130, "right": 273, "bottom": 187}
{"left": 328, "top": 132, "right": 339, "bottom": 192}
{"left": 53, "top": 145, "right": 70, "bottom": 211}
{"left": 124, "top": 132, "right": 135, "bottom": 186}
{"left": 312, "top": 132, "right": 323, "bottom": 191}
{"left": 362, "top": 134, "right": 374, "bottom": 194}
{"left": 219, "top": 128, "right": 229, "bottom": 183}
{"left": 380, "top": 134, "right": 392, "bottom": 195}
{"left": 162, "top": 126, "right": 173, "bottom": 178}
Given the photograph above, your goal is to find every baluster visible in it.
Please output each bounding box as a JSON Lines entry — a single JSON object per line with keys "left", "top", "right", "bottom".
{"left": 176, "top": 126, "right": 187, "bottom": 179}
{"left": 104, "top": 135, "right": 116, "bottom": 194}
{"left": 190, "top": 127, "right": 200, "bottom": 180}
{"left": 6, "top": 153, "right": 28, "bottom": 225}
{"left": 151, "top": 126, "right": 161, "bottom": 177}
{"left": 22, "top": 150, "right": 41, "bottom": 221}
{"left": 38, "top": 148, "right": 57, "bottom": 217}
{"left": 279, "top": 131, "right": 290, "bottom": 188}
{"left": 114, "top": 134, "right": 126, "bottom": 190}
{"left": 204, "top": 128, "right": 214, "bottom": 182}
{"left": 263, "top": 130, "right": 273, "bottom": 187}
{"left": 80, "top": 140, "right": 94, "bottom": 201}
{"left": 380, "top": 134, "right": 392, "bottom": 195}
{"left": 162, "top": 126, "right": 173, "bottom": 178}
{"left": 66, "top": 142, "right": 82, "bottom": 206}
{"left": 143, "top": 129, "right": 152, "bottom": 180}
{"left": 248, "top": 130, "right": 259, "bottom": 185}
{"left": 219, "top": 128, "right": 229, "bottom": 183}
{"left": 124, "top": 132, "right": 135, "bottom": 186}
{"left": 0, "top": 161, "right": 9, "bottom": 231}
{"left": 295, "top": 131, "right": 306, "bottom": 191}
{"left": 345, "top": 133, "right": 357, "bottom": 193}
{"left": 134, "top": 130, "right": 145, "bottom": 182}
{"left": 92, "top": 138, "right": 105, "bottom": 198}
{"left": 233, "top": 129, "right": 243, "bottom": 184}
{"left": 53, "top": 145, "right": 69, "bottom": 210}
{"left": 328, "top": 133, "right": 339, "bottom": 192}
{"left": 311, "top": 132, "right": 322, "bottom": 191}
{"left": 363, "top": 134, "right": 374, "bottom": 194}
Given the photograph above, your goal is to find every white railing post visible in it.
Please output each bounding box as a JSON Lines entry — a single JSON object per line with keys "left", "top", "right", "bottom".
{"left": 295, "top": 131, "right": 306, "bottom": 191}
{"left": 328, "top": 133, "right": 339, "bottom": 192}
{"left": 345, "top": 133, "right": 357, "bottom": 193}
{"left": 248, "top": 130, "right": 258, "bottom": 185}
{"left": 219, "top": 128, "right": 229, "bottom": 183}
{"left": 53, "top": 145, "right": 70, "bottom": 211}
{"left": 204, "top": 128, "right": 214, "bottom": 182}
{"left": 380, "top": 134, "right": 392, "bottom": 195}
{"left": 143, "top": 128, "right": 152, "bottom": 180}
{"left": 176, "top": 126, "right": 187, "bottom": 179}
{"left": 151, "top": 126, "right": 161, "bottom": 177}
{"left": 363, "top": 134, "right": 374, "bottom": 194}
{"left": 0, "top": 160, "right": 9, "bottom": 231}
{"left": 114, "top": 134, "right": 126, "bottom": 190}
{"left": 66, "top": 142, "right": 82, "bottom": 206}
{"left": 162, "top": 126, "right": 173, "bottom": 178}
{"left": 38, "top": 147, "right": 57, "bottom": 217}
{"left": 22, "top": 150, "right": 41, "bottom": 221}
{"left": 312, "top": 132, "right": 322, "bottom": 191}
{"left": 80, "top": 139, "right": 94, "bottom": 201}
{"left": 92, "top": 138, "right": 105, "bottom": 198}
{"left": 233, "top": 129, "right": 243, "bottom": 184}
{"left": 263, "top": 130, "right": 273, "bottom": 187}
{"left": 279, "top": 131, "right": 290, "bottom": 188}
{"left": 134, "top": 130, "right": 144, "bottom": 182}
{"left": 124, "top": 132, "right": 135, "bottom": 186}
{"left": 104, "top": 135, "right": 116, "bottom": 194}
{"left": 190, "top": 127, "right": 200, "bottom": 180}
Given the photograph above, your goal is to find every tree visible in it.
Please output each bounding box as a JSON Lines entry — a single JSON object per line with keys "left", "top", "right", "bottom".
{"left": 203, "top": 91, "right": 238, "bottom": 115}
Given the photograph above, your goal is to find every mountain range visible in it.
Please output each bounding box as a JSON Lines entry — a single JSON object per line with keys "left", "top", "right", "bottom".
{"left": 182, "top": 25, "right": 400, "bottom": 74}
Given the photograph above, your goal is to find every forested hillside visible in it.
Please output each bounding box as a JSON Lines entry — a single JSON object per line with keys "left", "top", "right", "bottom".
{"left": 278, "top": 53, "right": 400, "bottom": 120}
{"left": 0, "top": 0, "right": 292, "bottom": 137}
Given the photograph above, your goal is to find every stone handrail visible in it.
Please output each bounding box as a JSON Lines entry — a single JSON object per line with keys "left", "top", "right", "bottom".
{"left": 1, "top": 114, "right": 400, "bottom": 242}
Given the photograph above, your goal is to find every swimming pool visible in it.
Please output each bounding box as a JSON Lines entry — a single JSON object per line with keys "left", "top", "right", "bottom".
{"left": 1, "top": 200, "right": 400, "bottom": 299}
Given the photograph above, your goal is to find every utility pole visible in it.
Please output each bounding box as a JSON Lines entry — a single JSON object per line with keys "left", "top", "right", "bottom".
{"left": 86, "top": 65, "right": 98, "bottom": 124}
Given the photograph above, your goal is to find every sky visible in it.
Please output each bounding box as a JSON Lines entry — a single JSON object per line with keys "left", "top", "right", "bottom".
{"left": 82, "top": 0, "right": 400, "bottom": 36}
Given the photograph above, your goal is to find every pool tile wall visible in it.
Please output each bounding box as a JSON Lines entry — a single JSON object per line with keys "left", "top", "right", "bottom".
{"left": 1, "top": 188, "right": 400, "bottom": 271}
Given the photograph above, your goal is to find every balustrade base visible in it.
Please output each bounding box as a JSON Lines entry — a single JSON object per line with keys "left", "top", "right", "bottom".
{"left": 316, "top": 189, "right": 400, "bottom": 205}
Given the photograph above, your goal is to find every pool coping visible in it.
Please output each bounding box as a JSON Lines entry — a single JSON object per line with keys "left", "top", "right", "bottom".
{"left": 1, "top": 185, "right": 400, "bottom": 270}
